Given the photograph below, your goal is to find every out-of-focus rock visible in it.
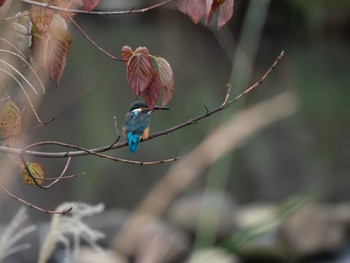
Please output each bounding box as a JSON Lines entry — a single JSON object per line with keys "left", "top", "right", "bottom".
{"left": 280, "top": 204, "right": 346, "bottom": 257}
{"left": 235, "top": 203, "right": 288, "bottom": 262}
{"left": 76, "top": 247, "right": 127, "bottom": 263}
{"left": 166, "top": 191, "right": 236, "bottom": 237}
{"left": 113, "top": 215, "right": 190, "bottom": 263}
{"left": 236, "top": 203, "right": 278, "bottom": 229}
{"left": 186, "top": 248, "right": 240, "bottom": 263}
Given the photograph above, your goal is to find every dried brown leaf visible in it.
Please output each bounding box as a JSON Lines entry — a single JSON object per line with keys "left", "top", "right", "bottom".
{"left": 32, "top": 15, "right": 72, "bottom": 86}
{"left": 45, "top": 26, "right": 72, "bottom": 86}
{"left": 21, "top": 162, "right": 45, "bottom": 186}
{"left": 29, "top": 2, "right": 54, "bottom": 33}
{"left": 126, "top": 47, "right": 153, "bottom": 96}
{"left": 0, "top": 100, "right": 21, "bottom": 147}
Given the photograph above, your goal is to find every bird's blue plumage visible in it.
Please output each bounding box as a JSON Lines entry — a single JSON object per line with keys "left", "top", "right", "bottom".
{"left": 126, "top": 131, "right": 140, "bottom": 153}
{"left": 124, "top": 109, "right": 151, "bottom": 153}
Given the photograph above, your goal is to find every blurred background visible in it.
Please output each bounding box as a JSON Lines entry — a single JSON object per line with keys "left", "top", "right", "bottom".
{"left": 1, "top": 0, "right": 350, "bottom": 262}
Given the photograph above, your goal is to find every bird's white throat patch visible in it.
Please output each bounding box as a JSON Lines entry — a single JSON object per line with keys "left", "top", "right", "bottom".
{"left": 131, "top": 108, "right": 141, "bottom": 117}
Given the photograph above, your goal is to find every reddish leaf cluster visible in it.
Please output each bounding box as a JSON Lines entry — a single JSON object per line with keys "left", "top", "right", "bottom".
{"left": 176, "top": 0, "right": 234, "bottom": 29}
{"left": 121, "top": 46, "right": 174, "bottom": 109}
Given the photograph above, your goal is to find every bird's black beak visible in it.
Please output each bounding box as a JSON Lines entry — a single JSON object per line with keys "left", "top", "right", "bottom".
{"left": 153, "top": 105, "right": 170, "bottom": 110}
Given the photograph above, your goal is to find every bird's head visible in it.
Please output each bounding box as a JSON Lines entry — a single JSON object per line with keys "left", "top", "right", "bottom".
{"left": 128, "top": 101, "right": 170, "bottom": 112}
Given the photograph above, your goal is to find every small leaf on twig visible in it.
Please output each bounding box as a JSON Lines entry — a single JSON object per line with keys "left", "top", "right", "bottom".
{"left": 126, "top": 47, "right": 153, "bottom": 96}
{"left": 121, "top": 45, "right": 133, "bottom": 65}
{"left": 153, "top": 56, "right": 174, "bottom": 107}
{"left": 143, "top": 70, "right": 160, "bottom": 110}
{"left": 21, "top": 162, "right": 45, "bottom": 186}
{"left": 0, "top": 100, "right": 22, "bottom": 147}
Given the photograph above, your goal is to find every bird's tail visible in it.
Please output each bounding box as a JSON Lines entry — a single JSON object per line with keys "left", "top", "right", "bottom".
{"left": 126, "top": 132, "right": 139, "bottom": 153}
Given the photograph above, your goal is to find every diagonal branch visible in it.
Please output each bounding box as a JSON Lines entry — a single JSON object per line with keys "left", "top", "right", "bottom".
{"left": 68, "top": 16, "right": 123, "bottom": 61}
{"left": 0, "top": 51, "right": 285, "bottom": 159}
{"left": 21, "top": 0, "right": 175, "bottom": 15}
{"left": 0, "top": 182, "right": 72, "bottom": 214}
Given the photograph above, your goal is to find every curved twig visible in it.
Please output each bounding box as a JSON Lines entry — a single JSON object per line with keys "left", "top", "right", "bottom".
{"left": 68, "top": 16, "right": 123, "bottom": 61}
{"left": 0, "top": 118, "right": 55, "bottom": 142}
{"left": 21, "top": 0, "right": 175, "bottom": 15}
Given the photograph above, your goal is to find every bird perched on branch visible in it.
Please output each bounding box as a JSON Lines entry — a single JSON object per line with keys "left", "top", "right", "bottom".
{"left": 123, "top": 101, "right": 169, "bottom": 153}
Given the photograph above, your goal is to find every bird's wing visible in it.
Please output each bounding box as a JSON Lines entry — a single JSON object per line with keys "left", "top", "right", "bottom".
{"left": 124, "top": 112, "right": 151, "bottom": 135}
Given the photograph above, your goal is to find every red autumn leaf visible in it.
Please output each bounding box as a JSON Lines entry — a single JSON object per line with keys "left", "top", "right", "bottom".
{"left": 217, "top": 0, "right": 234, "bottom": 29}
{"left": 29, "top": 3, "right": 54, "bottom": 33}
{"left": 126, "top": 47, "right": 153, "bottom": 96}
{"left": 143, "top": 70, "right": 161, "bottom": 110}
{"left": 205, "top": 0, "right": 218, "bottom": 26}
{"left": 121, "top": 45, "right": 133, "bottom": 66}
{"left": 176, "top": 0, "right": 206, "bottom": 24}
{"left": 30, "top": 13, "right": 72, "bottom": 86}
{"left": 153, "top": 56, "right": 174, "bottom": 107}
{"left": 82, "top": 0, "right": 100, "bottom": 11}
{"left": 45, "top": 26, "right": 72, "bottom": 86}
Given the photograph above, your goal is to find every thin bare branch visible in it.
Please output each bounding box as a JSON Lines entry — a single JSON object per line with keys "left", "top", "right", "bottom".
{"left": 0, "top": 118, "right": 55, "bottom": 142}
{"left": 21, "top": 0, "right": 175, "bottom": 15}
{"left": 233, "top": 50, "right": 285, "bottom": 101}
{"left": 68, "top": 16, "right": 123, "bottom": 61}
{"left": 23, "top": 140, "right": 180, "bottom": 165}
{"left": 0, "top": 52, "right": 285, "bottom": 159}
{"left": 44, "top": 157, "right": 71, "bottom": 188}
{"left": 0, "top": 182, "right": 72, "bottom": 214}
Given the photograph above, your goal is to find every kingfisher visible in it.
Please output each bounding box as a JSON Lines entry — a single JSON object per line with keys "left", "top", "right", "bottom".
{"left": 123, "top": 101, "right": 169, "bottom": 153}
